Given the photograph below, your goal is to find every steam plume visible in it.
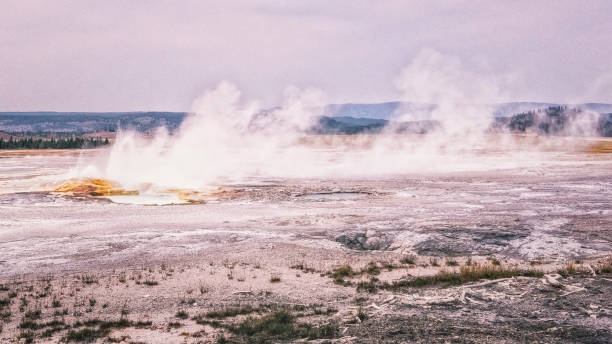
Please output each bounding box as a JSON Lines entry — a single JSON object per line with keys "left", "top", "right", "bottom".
{"left": 70, "top": 51, "right": 594, "bottom": 192}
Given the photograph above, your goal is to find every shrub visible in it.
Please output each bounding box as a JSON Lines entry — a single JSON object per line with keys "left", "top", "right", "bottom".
{"left": 445, "top": 259, "right": 459, "bottom": 266}
{"left": 363, "top": 262, "right": 380, "bottom": 276}
{"left": 176, "top": 310, "right": 189, "bottom": 319}
{"left": 401, "top": 255, "right": 416, "bottom": 265}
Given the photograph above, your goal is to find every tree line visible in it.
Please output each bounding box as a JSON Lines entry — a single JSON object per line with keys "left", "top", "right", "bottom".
{"left": 0, "top": 136, "right": 110, "bottom": 149}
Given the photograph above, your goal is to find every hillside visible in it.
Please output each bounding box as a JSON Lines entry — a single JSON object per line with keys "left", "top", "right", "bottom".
{"left": 1, "top": 102, "right": 611, "bottom": 136}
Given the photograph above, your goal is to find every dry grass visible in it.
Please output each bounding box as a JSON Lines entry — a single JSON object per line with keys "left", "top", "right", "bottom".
{"left": 429, "top": 258, "right": 440, "bottom": 267}
{"left": 329, "top": 265, "right": 354, "bottom": 285}
{"left": 372, "top": 264, "right": 543, "bottom": 292}
{"left": 175, "top": 310, "right": 189, "bottom": 319}
{"left": 401, "top": 254, "right": 416, "bottom": 265}
{"left": 557, "top": 261, "right": 597, "bottom": 277}
{"left": 584, "top": 140, "right": 612, "bottom": 154}
{"left": 362, "top": 262, "right": 381, "bottom": 276}
{"left": 331, "top": 265, "right": 353, "bottom": 279}
{"left": 445, "top": 258, "right": 459, "bottom": 266}
{"left": 595, "top": 259, "right": 612, "bottom": 274}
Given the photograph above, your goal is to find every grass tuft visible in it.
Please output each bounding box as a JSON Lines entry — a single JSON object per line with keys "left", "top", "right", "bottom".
{"left": 176, "top": 310, "right": 189, "bottom": 319}
{"left": 143, "top": 280, "right": 158, "bottom": 286}
{"left": 596, "top": 259, "right": 612, "bottom": 274}
{"left": 445, "top": 258, "right": 459, "bottom": 266}
{"left": 362, "top": 262, "right": 381, "bottom": 276}
{"left": 206, "top": 305, "right": 262, "bottom": 319}
{"left": 330, "top": 265, "right": 354, "bottom": 285}
{"left": 169, "top": 321, "right": 182, "bottom": 328}
{"left": 64, "top": 328, "right": 110, "bottom": 342}
{"left": 354, "top": 264, "right": 544, "bottom": 293}
{"left": 81, "top": 275, "right": 98, "bottom": 285}
{"left": 24, "top": 309, "right": 42, "bottom": 320}
{"left": 331, "top": 265, "right": 354, "bottom": 279}
{"left": 401, "top": 254, "right": 416, "bottom": 265}
{"left": 488, "top": 257, "right": 501, "bottom": 266}
{"left": 0, "top": 298, "right": 10, "bottom": 309}
{"left": 356, "top": 278, "right": 379, "bottom": 293}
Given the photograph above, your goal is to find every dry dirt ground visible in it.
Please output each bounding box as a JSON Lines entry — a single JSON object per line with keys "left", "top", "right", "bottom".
{"left": 0, "top": 148, "right": 611, "bottom": 343}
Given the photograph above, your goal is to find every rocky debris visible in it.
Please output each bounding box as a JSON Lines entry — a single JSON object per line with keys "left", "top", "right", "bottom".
{"left": 414, "top": 225, "right": 530, "bottom": 256}
{"left": 335, "top": 231, "right": 394, "bottom": 251}
{"left": 344, "top": 274, "right": 612, "bottom": 343}
{"left": 543, "top": 273, "right": 562, "bottom": 288}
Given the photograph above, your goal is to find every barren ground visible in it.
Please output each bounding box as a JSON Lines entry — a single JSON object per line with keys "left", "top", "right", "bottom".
{"left": 0, "top": 145, "right": 611, "bottom": 343}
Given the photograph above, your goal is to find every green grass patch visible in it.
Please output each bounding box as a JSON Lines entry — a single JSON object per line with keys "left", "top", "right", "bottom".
{"left": 19, "top": 330, "right": 36, "bottom": 344}
{"left": 290, "top": 263, "right": 317, "bottom": 273}
{"left": 445, "top": 259, "right": 459, "bottom": 266}
{"left": 168, "top": 321, "right": 182, "bottom": 328}
{"left": 64, "top": 327, "right": 110, "bottom": 342}
{"left": 0, "top": 311, "right": 11, "bottom": 321}
{"left": 0, "top": 298, "right": 10, "bottom": 308}
{"left": 228, "top": 311, "right": 337, "bottom": 342}
{"left": 205, "top": 305, "right": 263, "bottom": 319}
{"left": 192, "top": 316, "right": 222, "bottom": 327}
{"left": 381, "top": 265, "right": 543, "bottom": 290}
{"left": 24, "top": 309, "right": 41, "bottom": 320}
{"left": 330, "top": 265, "right": 355, "bottom": 285}
{"left": 80, "top": 275, "right": 97, "bottom": 285}
{"left": 143, "top": 280, "right": 158, "bottom": 286}
{"left": 19, "top": 319, "right": 66, "bottom": 330}
{"left": 356, "top": 279, "right": 379, "bottom": 293}
{"left": 176, "top": 310, "right": 189, "bottom": 319}
{"left": 362, "top": 262, "right": 381, "bottom": 276}
{"left": 73, "top": 317, "right": 152, "bottom": 330}
{"left": 331, "top": 265, "right": 354, "bottom": 279}
{"left": 401, "top": 254, "right": 416, "bottom": 265}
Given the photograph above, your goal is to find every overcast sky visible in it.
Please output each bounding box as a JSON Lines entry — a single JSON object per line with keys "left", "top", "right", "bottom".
{"left": 1, "top": 0, "right": 611, "bottom": 111}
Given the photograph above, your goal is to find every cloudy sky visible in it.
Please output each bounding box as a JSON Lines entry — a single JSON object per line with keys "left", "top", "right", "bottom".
{"left": 1, "top": 0, "right": 611, "bottom": 111}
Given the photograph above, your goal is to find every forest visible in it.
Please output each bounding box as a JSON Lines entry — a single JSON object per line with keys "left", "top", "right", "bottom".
{"left": 0, "top": 136, "right": 109, "bottom": 149}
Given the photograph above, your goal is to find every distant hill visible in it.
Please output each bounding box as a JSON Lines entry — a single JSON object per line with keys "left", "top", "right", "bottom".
{"left": 325, "top": 101, "right": 612, "bottom": 119}
{"left": 578, "top": 103, "right": 612, "bottom": 113}
{"left": 0, "top": 112, "right": 186, "bottom": 133}
{"left": 491, "top": 102, "right": 558, "bottom": 117}
{"left": 311, "top": 116, "right": 388, "bottom": 134}
{"left": 494, "top": 106, "right": 612, "bottom": 137}
{"left": 323, "top": 102, "right": 402, "bottom": 120}
{"left": 1, "top": 102, "right": 611, "bottom": 136}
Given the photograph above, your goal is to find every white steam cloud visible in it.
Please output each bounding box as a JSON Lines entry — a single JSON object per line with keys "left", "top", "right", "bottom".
{"left": 70, "top": 50, "right": 587, "bottom": 192}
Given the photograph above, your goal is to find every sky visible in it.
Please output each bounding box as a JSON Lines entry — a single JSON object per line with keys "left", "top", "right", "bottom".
{"left": 1, "top": 0, "right": 611, "bottom": 111}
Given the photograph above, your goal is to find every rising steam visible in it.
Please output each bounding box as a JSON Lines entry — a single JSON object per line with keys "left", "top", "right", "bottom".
{"left": 68, "top": 50, "right": 596, "bottom": 192}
